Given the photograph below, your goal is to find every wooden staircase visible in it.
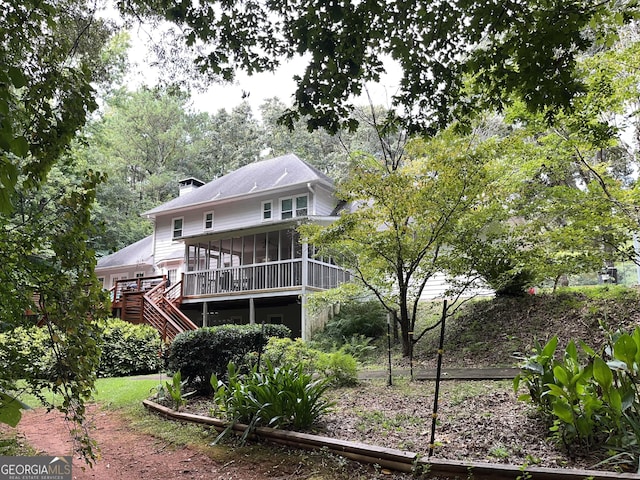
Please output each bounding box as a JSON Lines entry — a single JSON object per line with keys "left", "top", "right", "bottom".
{"left": 111, "top": 276, "right": 198, "bottom": 343}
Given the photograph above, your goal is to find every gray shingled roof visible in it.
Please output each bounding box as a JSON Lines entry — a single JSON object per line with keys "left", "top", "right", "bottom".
{"left": 143, "top": 153, "right": 334, "bottom": 217}
{"left": 96, "top": 235, "right": 154, "bottom": 269}
{"left": 96, "top": 235, "right": 184, "bottom": 270}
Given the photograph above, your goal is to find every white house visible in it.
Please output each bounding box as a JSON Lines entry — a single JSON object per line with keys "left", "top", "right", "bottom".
{"left": 96, "top": 154, "right": 351, "bottom": 340}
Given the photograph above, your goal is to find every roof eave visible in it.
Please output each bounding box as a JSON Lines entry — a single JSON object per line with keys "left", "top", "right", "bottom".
{"left": 142, "top": 178, "right": 334, "bottom": 219}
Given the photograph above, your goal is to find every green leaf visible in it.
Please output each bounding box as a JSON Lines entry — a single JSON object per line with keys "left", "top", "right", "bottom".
{"left": 544, "top": 383, "right": 567, "bottom": 399}
{"left": 565, "top": 340, "right": 578, "bottom": 362}
{"left": 0, "top": 392, "right": 25, "bottom": 428}
{"left": 608, "top": 389, "right": 622, "bottom": 413}
{"left": 552, "top": 399, "right": 574, "bottom": 424}
{"left": 542, "top": 336, "right": 559, "bottom": 358}
{"left": 553, "top": 365, "right": 570, "bottom": 386}
{"left": 7, "top": 66, "right": 26, "bottom": 88}
{"left": 11, "top": 135, "right": 30, "bottom": 157}
{"left": 614, "top": 333, "right": 637, "bottom": 369}
{"left": 621, "top": 389, "right": 635, "bottom": 412}
{"left": 593, "top": 357, "right": 613, "bottom": 392}
{"left": 579, "top": 340, "right": 596, "bottom": 357}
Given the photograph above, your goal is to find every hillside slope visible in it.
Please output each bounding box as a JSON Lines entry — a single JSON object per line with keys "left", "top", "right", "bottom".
{"left": 415, "top": 286, "right": 640, "bottom": 368}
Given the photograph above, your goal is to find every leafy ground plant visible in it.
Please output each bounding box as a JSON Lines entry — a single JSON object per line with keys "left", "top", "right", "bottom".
{"left": 154, "top": 371, "right": 195, "bottom": 411}
{"left": 209, "top": 361, "right": 334, "bottom": 443}
{"left": 514, "top": 327, "right": 640, "bottom": 471}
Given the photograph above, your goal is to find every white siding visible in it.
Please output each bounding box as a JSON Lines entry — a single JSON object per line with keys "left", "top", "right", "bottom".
{"left": 155, "top": 186, "right": 338, "bottom": 241}
{"left": 420, "top": 272, "right": 494, "bottom": 300}
{"left": 154, "top": 218, "right": 182, "bottom": 262}
{"left": 313, "top": 187, "right": 338, "bottom": 216}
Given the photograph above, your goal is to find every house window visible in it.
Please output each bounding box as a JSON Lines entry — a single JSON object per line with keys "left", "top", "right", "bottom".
{"left": 204, "top": 211, "right": 214, "bottom": 230}
{"left": 172, "top": 217, "right": 183, "bottom": 239}
{"left": 135, "top": 271, "right": 145, "bottom": 278}
{"left": 167, "top": 269, "right": 177, "bottom": 285}
{"left": 295, "top": 195, "right": 308, "bottom": 216}
{"left": 262, "top": 201, "right": 272, "bottom": 221}
{"left": 281, "top": 195, "right": 308, "bottom": 219}
{"left": 281, "top": 198, "right": 293, "bottom": 219}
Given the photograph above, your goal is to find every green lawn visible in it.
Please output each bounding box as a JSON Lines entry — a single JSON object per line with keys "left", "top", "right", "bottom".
{"left": 13, "top": 374, "right": 167, "bottom": 411}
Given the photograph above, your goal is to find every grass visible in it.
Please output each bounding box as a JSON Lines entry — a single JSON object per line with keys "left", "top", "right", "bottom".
{"left": 12, "top": 374, "right": 165, "bottom": 412}
{"left": 93, "top": 374, "right": 168, "bottom": 409}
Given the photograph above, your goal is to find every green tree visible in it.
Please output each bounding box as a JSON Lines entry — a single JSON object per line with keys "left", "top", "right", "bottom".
{"left": 0, "top": 0, "right": 118, "bottom": 458}
{"left": 120, "top": 0, "right": 638, "bottom": 134}
{"left": 0, "top": 159, "right": 109, "bottom": 462}
{"left": 481, "top": 35, "right": 640, "bottom": 289}
{"left": 0, "top": 0, "right": 117, "bottom": 213}
{"left": 301, "top": 130, "right": 502, "bottom": 356}
{"left": 182, "top": 101, "right": 263, "bottom": 181}
{"left": 261, "top": 97, "right": 407, "bottom": 180}
{"left": 89, "top": 86, "right": 196, "bottom": 252}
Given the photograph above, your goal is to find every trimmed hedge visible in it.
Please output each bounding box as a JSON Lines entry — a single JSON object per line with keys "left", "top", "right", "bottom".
{"left": 167, "top": 323, "right": 291, "bottom": 392}
{"left": 0, "top": 319, "right": 162, "bottom": 380}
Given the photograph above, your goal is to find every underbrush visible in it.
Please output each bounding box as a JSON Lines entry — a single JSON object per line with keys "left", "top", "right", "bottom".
{"left": 385, "top": 286, "right": 640, "bottom": 369}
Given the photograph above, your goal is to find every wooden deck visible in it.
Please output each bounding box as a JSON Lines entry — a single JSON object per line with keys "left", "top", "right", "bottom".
{"left": 110, "top": 276, "right": 196, "bottom": 342}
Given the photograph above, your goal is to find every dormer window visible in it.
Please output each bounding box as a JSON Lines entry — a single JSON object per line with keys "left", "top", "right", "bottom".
{"left": 172, "top": 217, "right": 184, "bottom": 239}
{"left": 262, "top": 201, "right": 272, "bottom": 221}
{"left": 204, "top": 211, "right": 214, "bottom": 230}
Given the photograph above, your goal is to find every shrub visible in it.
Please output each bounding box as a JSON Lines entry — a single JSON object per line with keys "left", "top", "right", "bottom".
{"left": 514, "top": 327, "right": 640, "bottom": 464}
{"left": 317, "top": 349, "right": 358, "bottom": 387}
{"left": 312, "top": 300, "right": 386, "bottom": 350}
{"left": 210, "top": 360, "right": 334, "bottom": 443}
{"left": 0, "top": 320, "right": 162, "bottom": 380}
{"left": 167, "top": 323, "right": 291, "bottom": 392}
{"left": 263, "top": 337, "right": 358, "bottom": 387}
{"left": 0, "top": 326, "right": 55, "bottom": 381}
{"left": 152, "top": 371, "right": 196, "bottom": 411}
{"left": 98, "top": 319, "right": 162, "bottom": 377}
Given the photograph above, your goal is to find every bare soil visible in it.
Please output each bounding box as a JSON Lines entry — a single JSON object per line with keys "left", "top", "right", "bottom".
{"left": 10, "top": 404, "right": 410, "bottom": 480}
{"left": 14, "top": 406, "right": 261, "bottom": 480}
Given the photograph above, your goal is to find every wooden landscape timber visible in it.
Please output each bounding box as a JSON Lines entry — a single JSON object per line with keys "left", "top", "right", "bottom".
{"left": 143, "top": 399, "right": 638, "bottom": 480}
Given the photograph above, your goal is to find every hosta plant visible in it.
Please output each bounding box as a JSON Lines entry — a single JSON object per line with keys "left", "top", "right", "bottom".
{"left": 514, "top": 327, "right": 640, "bottom": 467}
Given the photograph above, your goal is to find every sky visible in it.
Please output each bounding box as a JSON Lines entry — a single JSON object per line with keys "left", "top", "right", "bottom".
{"left": 125, "top": 23, "right": 401, "bottom": 119}
{"left": 191, "top": 60, "right": 402, "bottom": 117}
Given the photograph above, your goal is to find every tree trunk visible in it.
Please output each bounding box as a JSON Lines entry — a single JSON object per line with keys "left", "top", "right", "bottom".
{"left": 401, "top": 326, "right": 411, "bottom": 357}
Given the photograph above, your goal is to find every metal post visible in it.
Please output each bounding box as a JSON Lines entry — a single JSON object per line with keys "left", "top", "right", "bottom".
{"left": 429, "top": 299, "right": 447, "bottom": 458}
{"left": 387, "top": 312, "right": 393, "bottom": 387}
{"left": 256, "top": 320, "right": 266, "bottom": 373}
{"left": 634, "top": 234, "right": 640, "bottom": 285}
{"left": 409, "top": 328, "right": 414, "bottom": 381}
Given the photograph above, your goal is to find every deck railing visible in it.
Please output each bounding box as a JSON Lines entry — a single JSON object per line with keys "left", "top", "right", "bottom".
{"left": 112, "top": 275, "right": 165, "bottom": 305}
{"left": 307, "top": 259, "right": 352, "bottom": 289}
{"left": 182, "top": 259, "right": 350, "bottom": 297}
{"left": 143, "top": 287, "right": 197, "bottom": 342}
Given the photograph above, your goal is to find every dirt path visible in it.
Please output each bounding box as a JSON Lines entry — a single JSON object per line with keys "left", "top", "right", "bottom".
{"left": 16, "top": 406, "right": 266, "bottom": 480}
